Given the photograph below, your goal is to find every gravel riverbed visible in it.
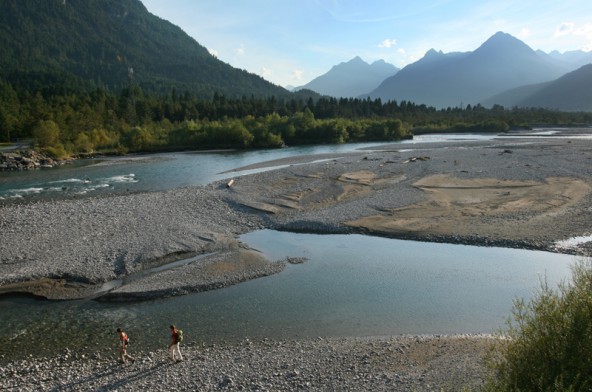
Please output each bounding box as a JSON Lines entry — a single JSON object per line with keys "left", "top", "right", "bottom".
{"left": 1, "top": 129, "right": 592, "bottom": 389}
{"left": 0, "top": 335, "right": 493, "bottom": 391}
{"left": 2, "top": 131, "right": 591, "bottom": 300}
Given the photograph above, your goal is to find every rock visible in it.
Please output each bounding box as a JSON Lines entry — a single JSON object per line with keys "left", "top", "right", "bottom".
{"left": 0, "top": 150, "right": 65, "bottom": 171}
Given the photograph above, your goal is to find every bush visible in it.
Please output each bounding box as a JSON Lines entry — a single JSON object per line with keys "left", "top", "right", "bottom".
{"left": 33, "top": 120, "right": 61, "bottom": 148}
{"left": 43, "top": 143, "right": 68, "bottom": 159}
{"left": 484, "top": 258, "right": 592, "bottom": 391}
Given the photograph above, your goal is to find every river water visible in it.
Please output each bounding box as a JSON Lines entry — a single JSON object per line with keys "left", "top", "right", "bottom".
{"left": 0, "top": 142, "right": 386, "bottom": 202}
{"left": 0, "top": 132, "right": 515, "bottom": 202}
{"left": 0, "top": 230, "right": 576, "bottom": 360}
{"left": 0, "top": 131, "right": 584, "bottom": 360}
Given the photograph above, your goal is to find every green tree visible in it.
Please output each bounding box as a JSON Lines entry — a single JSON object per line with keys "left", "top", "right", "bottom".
{"left": 123, "top": 126, "right": 155, "bottom": 151}
{"left": 485, "top": 259, "right": 592, "bottom": 391}
{"left": 33, "top": 119, "right": 60, "bottom": 148}
{"left": 0, "top": 81, "right": 20, "bottom": 141}
{"left": 89, "top": 128, "right": 119, "bottom": 150}
{"left": 74, "top": 132, "right": 93, "bottom": 153}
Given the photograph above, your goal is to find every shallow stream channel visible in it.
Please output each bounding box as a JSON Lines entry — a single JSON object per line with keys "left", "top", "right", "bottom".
{"left": 1, "top": 130, "right": 587, "bottom": 362}
{"left": 0, "top": 230, "right": 577, "bottom": 362}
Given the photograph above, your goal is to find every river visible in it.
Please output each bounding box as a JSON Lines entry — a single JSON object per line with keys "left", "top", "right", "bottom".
{"left": 0, "top": 131, "right": 583, "bottom": 361}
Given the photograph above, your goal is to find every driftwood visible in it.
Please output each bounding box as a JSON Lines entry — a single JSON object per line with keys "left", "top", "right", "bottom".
{"left": 402, "top": 156, "right": 430, "bottom": 163}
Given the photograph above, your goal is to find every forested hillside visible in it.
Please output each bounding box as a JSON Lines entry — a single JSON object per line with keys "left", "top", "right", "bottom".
{"left": 0, "top": 0, "right": 288, "bottom": 98}
{"left": 2, "top": 79, "right": 590, "bottom": 158}
{"left": 0, "top": 1, "right": 590, "bottom": 159}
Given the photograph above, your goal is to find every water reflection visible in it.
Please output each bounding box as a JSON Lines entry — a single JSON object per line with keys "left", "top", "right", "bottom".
{"left": 0, "top": 231, "right": 575, "bottom": 362}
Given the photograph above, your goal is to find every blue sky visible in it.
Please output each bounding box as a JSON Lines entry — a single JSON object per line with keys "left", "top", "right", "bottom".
{"left": 141, "top": 0, "right": 592, "bottom": 88}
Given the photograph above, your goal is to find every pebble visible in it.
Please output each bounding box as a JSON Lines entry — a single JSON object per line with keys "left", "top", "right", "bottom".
{"left": 1, "top": 132, "right": 591, "bottom": 389}
{"left": 0, "top": 336, "right": 490, "bottom": 391}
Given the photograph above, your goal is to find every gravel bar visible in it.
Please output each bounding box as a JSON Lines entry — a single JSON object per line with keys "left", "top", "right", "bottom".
{"left": 0, "top": 335, "right": 493, "bottom": 391}
{"left": 1, "top": 129, "right": 592, "bottom": 389}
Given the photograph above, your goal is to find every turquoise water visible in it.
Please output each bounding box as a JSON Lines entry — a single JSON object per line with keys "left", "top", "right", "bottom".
{"left": 0, "top": 133, "right": 503, "bottom": 202}
{"left": 0, "top": 142, "right": 382, "bottom": 202}
{"left": 3, "top": 128, "right": 588, "bottom": 202}
{"left": 0, "top": 230, "right": 575, "bottom": 361}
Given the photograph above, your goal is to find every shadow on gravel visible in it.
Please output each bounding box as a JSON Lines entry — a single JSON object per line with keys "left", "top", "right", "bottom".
{"left": 54, "top": 360, "right": 174, "bottom": 391}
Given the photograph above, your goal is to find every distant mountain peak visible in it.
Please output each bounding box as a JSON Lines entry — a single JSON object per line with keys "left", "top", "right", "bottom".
{"left": 365, "top": 31, "right": 569, "bottom": 108}
{"left": 295, "top": 56, "right": 398, "bottom": 98}
{"left": 490, "top": 31, "right": 512, "bottom": 39}
{"left": 476, "top": 31, "right": 532, "bottom": 54}
{"left": 426, "top": 48, "right": 444, "bottom": 57}
{"left": 418, "top": 48, "right": 447, "bottom": 64}
{"left": 330, "top": 56, "right": 368, "bottom": 70}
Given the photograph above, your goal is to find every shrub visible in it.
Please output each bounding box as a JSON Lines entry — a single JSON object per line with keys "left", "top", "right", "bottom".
{"left": 33, "top": 120, "right": 61, "bottom": 148}
{"left": 484, "top": 258, "right": 592, "bottom": 391}
{"left": 43, "top": 143, "right": 68, "bottom": 159}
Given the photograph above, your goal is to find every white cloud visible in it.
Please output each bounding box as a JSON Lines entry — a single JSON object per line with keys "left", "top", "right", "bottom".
{"left": 236, "top": 45, "right": 245, "bottom": 55}
{"left": 581, "top": 23, "right": 592, "bottom": 50}
{"left": 553, "top": 22, "right": 592, "bottom": 50}
{"left": 261, "top": 67, "right": 273, "bottom": 77}
{"left": 292, "top": 69, "right": 304, "bottom": 80}
{"left": 397, "top": 48, "right": 406, "bottom": 55}
{"left": 208, "top": 48, "right": 218, "bottom": 58}
{"left": 378, "top": 38, "right": 397, "bottom": 48}
{"left": 518, "top": 28, "right": 531, "bottom": 39}
{"left": 555, "top": 22, "right": 575, "bottom": 37}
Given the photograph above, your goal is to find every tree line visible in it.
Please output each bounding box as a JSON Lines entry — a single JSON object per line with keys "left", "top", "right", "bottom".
{"left": 1, "top": 80, "right": 590, "bottom": 158}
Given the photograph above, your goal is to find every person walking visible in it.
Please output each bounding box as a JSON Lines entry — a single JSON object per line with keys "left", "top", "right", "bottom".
{"left": 168, "top": 324, "right": 183, "bottom": 362}
{"left": 116, "top": 327, "right": 135, "bottom": 364}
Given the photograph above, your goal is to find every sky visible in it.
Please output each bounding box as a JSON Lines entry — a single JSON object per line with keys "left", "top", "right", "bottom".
{"left": 140, "top": 0, "right": 592, "bottom": 88}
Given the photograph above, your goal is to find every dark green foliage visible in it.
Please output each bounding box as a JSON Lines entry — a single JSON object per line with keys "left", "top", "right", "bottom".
{"left": 485, "top": 259, "right": 592, "bottom": 391}
{"left": 0, "top": 0, "right": 288, "bottom": 99}
{"left": 0, "top": 1, "right": 589, "bottom": 152}
{"left": 413, "top": 119, "right": 510, "bottom": 134}
{"left": 0, "top": 78, "right": 590, "bottom": 153}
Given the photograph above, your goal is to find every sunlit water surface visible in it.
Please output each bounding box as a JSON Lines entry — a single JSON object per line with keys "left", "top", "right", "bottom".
{"left": 0, "top": 130, "right": 586, "bottom": 361}
{"left": 0, "top": 230, "right": 575, "bottom": 361}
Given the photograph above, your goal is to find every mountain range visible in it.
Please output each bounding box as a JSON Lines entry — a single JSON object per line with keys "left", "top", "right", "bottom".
{"left": 0, "top": 0, "right": 288, "bottom": 98}
{"left": 364, "top": 32, "right": 591, "bottom": 109}
{"left": 294, "top": 57, "right": 399, "bottom": 98}
{"left": 0, "top": 1, "right": 590, "bottom": 112}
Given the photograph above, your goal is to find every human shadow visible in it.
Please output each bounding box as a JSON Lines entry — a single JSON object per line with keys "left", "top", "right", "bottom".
{"left": 46, "top": 357, "right": 178, "bottom": 391}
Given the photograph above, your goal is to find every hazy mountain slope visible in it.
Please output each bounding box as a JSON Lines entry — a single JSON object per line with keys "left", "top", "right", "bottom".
{"left": 547, "top": 50, "right": 592, "bottom": 70}
{"left": 483, "top": 64, "right": 592, "bottom": 111}
{"left": 366, "top": 32, "right": 569, "bottom": 108}
{"left": 481, "top": 83, "right": 549, "bottom": 108}
{"left": 519, "top": 64, "right": 592, "bottom": 111}
{"left": 0, "top": 0, "right": 288, "bottom": 98}
{"left": 296, "top": 57, "right": 399, "bottom": 98}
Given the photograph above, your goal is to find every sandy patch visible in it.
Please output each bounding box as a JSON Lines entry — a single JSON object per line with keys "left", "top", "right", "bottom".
{"left": 345, "top": 175, "right": 590, "bottom": 236}
{"left": 338, "top": 170, "right": 376, "bottom": 185}
{"left": 235, "top": 170, "right": 404, "bottom": 213}
{"left": 0, "top": 278, "right": 96, "bottom": 300}
{"left": 100, "top": 245, "right": 284, "bottom": 301}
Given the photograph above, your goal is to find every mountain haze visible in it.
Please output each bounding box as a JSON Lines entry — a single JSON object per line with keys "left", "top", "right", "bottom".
{"left": 365, "top": 32, "right": 570, "bottom": 108}
{"left": 0, "top": 0, "right": 288, "bottom": 98}
{"left": 295, "top": 57, "right": 399, "bottom": 98}
{"left": 547, "top": 50, "right": 592, "bottom": 70}
{"left": 484, "top": 64, "right": 592, "bottom": 111}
